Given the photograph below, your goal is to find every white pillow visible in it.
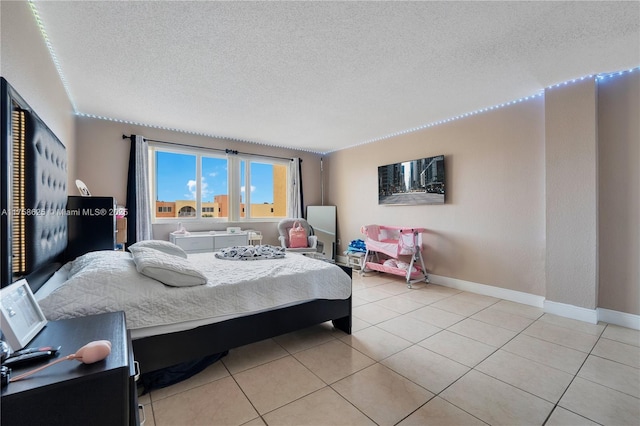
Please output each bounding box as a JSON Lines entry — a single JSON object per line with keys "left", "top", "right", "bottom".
{"left": 130, "top": 246, "right": 206, "bottom": 287}
{"left": 128, "top": 240, "right": 188, "bottom": 259}
{"left": 69, "top": 250, "right": 133, "bottom": 278}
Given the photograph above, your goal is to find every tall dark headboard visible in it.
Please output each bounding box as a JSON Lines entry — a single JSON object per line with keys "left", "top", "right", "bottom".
{"left": 1, "top": 77, "right": 68, "bottom": 291}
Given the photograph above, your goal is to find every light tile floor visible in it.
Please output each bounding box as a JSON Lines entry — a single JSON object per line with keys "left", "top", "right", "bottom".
{"left": 139, "top": 272, "right": 640, "bottom": 426}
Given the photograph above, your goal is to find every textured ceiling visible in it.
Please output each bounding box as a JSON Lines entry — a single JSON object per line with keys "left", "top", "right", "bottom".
{"left": 33, "top": 1, "right": 639, "bottom": 153}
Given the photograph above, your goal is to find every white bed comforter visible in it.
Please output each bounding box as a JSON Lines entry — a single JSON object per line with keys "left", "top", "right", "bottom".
{"left": 38, "top": 250, "right": 351, "bottom": 331}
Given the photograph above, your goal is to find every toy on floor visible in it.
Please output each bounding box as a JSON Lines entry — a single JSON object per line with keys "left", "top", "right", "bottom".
{"left": 360, "top": 225, "right": 428, "bottom": 288}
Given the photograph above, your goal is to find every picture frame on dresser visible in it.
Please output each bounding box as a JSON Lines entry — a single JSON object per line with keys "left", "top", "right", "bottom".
{"left": 0, "top": 279, "right": 47, "bottom": 350}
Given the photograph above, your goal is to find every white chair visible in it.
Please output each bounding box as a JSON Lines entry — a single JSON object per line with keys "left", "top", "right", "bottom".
{"left": 277, "top": 218, "right": 322, "bottom": 254}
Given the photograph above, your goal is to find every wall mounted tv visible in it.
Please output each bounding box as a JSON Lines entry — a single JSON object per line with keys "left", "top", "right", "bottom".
{"left": 378, "top": 155, "right": 445, "bottom": 205}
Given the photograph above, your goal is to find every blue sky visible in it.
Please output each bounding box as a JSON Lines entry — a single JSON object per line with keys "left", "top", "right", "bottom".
{"left": 156, "top": 152, "right": 274, "bottom": 204}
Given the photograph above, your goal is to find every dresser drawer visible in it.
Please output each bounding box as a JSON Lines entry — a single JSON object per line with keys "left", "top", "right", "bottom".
{"left": 214, "top": 234, "right": 248, "bottom": 250}
{"left": 174, "top": 236, "right": 214, "bottom": 252}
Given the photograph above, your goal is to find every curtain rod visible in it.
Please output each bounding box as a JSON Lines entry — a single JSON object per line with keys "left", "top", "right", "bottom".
{"left": 122, "top": 134, "right": 295, "bottom": 162}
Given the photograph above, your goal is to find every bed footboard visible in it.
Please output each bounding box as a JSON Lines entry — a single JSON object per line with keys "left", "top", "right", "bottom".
{"left": 133, "top": 297, "right": 352, "bottom": 373}
{"left": 332, "top": 315, "right": 351, "bottom": 334}
{"left": 133, "top": 264, "right": 353, "bottom": 374}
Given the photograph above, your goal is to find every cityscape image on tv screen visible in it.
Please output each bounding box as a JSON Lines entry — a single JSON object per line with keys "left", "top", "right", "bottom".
{"left": 378, "top": 155, "right": 445, "bottom": 205}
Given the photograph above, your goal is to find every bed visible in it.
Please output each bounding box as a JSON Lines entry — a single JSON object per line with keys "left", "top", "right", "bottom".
{"left": 36, "top": 247, "right": 352, "bottom": 373}
{"left": 1, "top": 77, "right": 352, "bottom": 375}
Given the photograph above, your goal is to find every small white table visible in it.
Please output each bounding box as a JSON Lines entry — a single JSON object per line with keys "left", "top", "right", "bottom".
{"left": 246, "top": 230, "right": 263, "bottom": 245}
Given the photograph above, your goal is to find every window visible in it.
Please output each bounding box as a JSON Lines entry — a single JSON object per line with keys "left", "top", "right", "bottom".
{"left": 150, "top": 144, "right": 289, "bottom": 222}
{"left": 239, "top": 160, "right": 288, "bottom": 219}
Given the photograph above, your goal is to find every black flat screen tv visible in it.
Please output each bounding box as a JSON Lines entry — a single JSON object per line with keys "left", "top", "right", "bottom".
{"left": 378, "top": 155, "right": 445, "bottom": 205}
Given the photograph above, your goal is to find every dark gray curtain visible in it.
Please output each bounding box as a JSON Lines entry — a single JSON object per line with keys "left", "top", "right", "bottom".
{"left": 126, "top": 135, "right": 152, "bottom": 245}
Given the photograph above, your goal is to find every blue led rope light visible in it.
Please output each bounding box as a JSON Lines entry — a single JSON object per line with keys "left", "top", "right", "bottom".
{"left": 342, "top": 66, "right": 640, "bottom": 153}
{"left": 76, "top": 66, "right": 640, "bottom": 155}
{"left": 74, "top": 112, "right": 321, "bottom": 154}
{"left": 29, "top": 2, "right": 639, "bottom": 154}
{"left": 28, "top": 1, "right": 78, "bottom": 112}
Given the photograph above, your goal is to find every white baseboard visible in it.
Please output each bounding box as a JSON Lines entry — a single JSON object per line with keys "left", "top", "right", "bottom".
{"left": 427, "top": 274, "right": 639, "bottom": 330}
{"left": 543, "top": 300, "right": 598, "bottom": 324}
{"left": 350, "top": 269, "right": 639, "bottom": 329}
{"left": 597, "top": 308, "right": 640, "bottom": 330}
{"left": 428, "top": 274, "right": 545, "bottom": 308}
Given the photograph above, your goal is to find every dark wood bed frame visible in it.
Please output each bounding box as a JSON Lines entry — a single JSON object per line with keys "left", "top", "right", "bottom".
{"left": 134, "top": 266, "right": 352, "bottom": 373}
{"left": 1, "top": 77, "right": 353, "bottom": 375}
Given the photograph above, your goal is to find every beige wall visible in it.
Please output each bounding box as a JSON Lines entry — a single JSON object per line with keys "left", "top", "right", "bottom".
{"left": 545, "top": 79, "right": 598, "bottom": 309}
{"left": 326, "top": 98, "right": 547, "bottom": 297}
{"left": 326, "top": 75, "right": 640, "bottom": 316}
{"left": 598, "top": 72, "right": 640, "bottom": 314}
{"left": 74, "top": 116, "right": 323, "bottom": 244}
{"left": 0, "top": 1, "right": 76, "bottom": 188}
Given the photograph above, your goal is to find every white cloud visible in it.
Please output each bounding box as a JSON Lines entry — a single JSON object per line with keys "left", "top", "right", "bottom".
{"left": 186, "top": 177, "right": 210, "bottom": 200}
{"left": 241, "top": 185, "right": 256, "bottom": 193}
{"left": 185, "top": 180, "right": 196, "bottom": 199}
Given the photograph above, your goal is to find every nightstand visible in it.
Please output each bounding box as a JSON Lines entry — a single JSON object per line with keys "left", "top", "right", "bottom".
{"left": 1, "top": 312, "right": 139, "bottom": 426}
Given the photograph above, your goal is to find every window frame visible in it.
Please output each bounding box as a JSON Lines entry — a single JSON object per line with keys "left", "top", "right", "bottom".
{"left": 149, "top": 143, "right": 290, "bottom": 224}
{"left": 237, "top": 155, "right": 291, "bottom": 220}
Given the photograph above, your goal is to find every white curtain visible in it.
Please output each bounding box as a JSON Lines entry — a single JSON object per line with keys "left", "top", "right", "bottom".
{"left": 288, "top": 158, "right": 303, "bottom": 218}
{"left": 134, "top": 135, "right": 153, "bottom": 241}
